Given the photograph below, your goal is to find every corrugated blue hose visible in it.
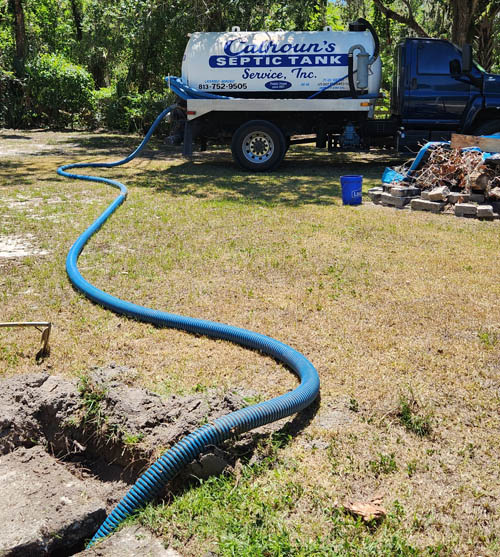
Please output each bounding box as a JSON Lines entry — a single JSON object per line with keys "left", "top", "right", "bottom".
{"left": 57, "top": 104, "right": 320, "bottom": 547}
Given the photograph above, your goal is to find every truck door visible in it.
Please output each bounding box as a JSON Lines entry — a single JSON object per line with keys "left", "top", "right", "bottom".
{"left": 404, "top": 39, "right": 476, "bottom": 129}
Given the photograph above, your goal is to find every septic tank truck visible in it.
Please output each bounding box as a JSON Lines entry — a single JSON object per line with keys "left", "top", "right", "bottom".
{"left": 167, "top": 18, "right": 500, "bottom": 171}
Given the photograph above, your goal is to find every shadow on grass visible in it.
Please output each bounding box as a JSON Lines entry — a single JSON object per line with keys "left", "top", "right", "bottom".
{"left": 55, "top": 132, "right": 174, "bottom": 158}
{"left": 2, "top": 132, "right": 403, "bottom": 205}
{"left": 0, "top": 160, "right": 36, "bottom": 186}
{"left": 1, "top": 135, "right": 32, "bottom": 140}
{"left": 130, "top": 148, "right": 397, "bottom": 206}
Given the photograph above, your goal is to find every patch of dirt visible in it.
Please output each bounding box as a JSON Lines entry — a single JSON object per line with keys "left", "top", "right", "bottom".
{"left": 0, "top": 234, "right": 49, "bottom": 258}
{"left": 0, "top": 368, "right": 259, "bottom": 555}
{"left": 77, "top": 525, "right": 181, "bottom": 556}
{"left": 0, "top": 445, "right": 121, "bottom": 556}
{"left": 0, "top": 367, "right": 247, "bottom": 482}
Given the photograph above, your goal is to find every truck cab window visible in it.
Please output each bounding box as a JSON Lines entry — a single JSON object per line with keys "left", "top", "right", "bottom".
{"left": 417, "top": 41, "right": 460, "bottom": 75}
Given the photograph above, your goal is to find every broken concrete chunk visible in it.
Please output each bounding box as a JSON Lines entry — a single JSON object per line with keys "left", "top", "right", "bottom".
{"left": 448, "top": 191, "right": 470, "bottom": 204}
{"left": 77, "top": 525, "right": 180, "bottom": 556}
{"left": 489, "top": 186, "right": 500, "bottom": 200}
{"left": 454, "top": 203, "right": 478, "bottom": 217}
{"left": 469, "top": 171, "right": 491, "bottom": 191}
{"left": 0, "top": 446, "right": 108, "bottom": 556}
{"left": 420, "top": 190, "right": 431, "bottom": 200}
{"left": 477, "top": 205, "right": 495, "bottom": 219}
{"left": 427, "top": 186, "right": 450, "bottom": 201}
{"left": 407, "top": 186, "right": 421, "bottom": 197}
{"left": 189, "top": 448, "right": 230, "bottom": 480}
{"left": 410, "top": 199, "right": 445, "bottom": 213}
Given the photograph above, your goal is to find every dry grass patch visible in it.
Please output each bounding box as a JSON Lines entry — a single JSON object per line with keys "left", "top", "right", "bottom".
{"left": 1, "top": 129, "right": 499, "bottom": 555}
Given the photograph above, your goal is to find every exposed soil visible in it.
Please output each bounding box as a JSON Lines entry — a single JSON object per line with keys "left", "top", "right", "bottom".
{"left": 0, "top": 368, "right": 258, "bottom": 556}
{"left": 0, "top": 234, "right": 49, "bottom": 258}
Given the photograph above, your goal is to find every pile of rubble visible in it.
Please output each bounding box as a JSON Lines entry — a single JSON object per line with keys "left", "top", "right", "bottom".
{"left": 368, "top": 145, "right": 500, "bottom": 219}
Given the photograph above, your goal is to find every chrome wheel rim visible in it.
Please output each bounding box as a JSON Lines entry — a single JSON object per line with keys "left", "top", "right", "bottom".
{"left": 242, "top": 131, "right": 274, "bottom": 163}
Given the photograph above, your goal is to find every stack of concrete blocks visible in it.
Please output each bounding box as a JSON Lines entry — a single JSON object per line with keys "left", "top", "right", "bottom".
{"left": 368, "top": 183, "right": 500, "bottom": 220}
{"left": 367, "top": 183, "right": 420, "bottom": 208}
{"left": 412, "top": 185, "right": 499, "bottom": 219}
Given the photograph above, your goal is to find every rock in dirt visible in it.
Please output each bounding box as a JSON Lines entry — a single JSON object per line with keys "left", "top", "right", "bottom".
{"left": 0, "top": 446, "right": 112, "bottom": 556}
{"left": 77, "top": 525, "right": 181, "bottom": 557}
{"left": 342, "top": 496, "right": 387, "bottom": 523}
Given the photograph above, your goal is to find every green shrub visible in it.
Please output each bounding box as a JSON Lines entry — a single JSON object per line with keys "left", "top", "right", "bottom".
{"left": 26, "top": 53, "right": 95, "bottom": 128}
{"left": 0, "top": 68, "right": 27, "bottom": 128}
{"left": 94, "top": 84, "right": 173, "bottom": 133}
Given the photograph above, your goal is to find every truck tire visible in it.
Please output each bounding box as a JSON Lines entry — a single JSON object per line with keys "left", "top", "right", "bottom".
{"left": 231, "top": 120, "right": 286, "bottom": 171}
{"left": 472, "top": 120, "right": 500, "bottom": 136}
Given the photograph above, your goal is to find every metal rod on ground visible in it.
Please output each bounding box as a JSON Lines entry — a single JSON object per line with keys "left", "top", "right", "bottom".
{"left": 0, "top": 322, "right": 52, "bottom": 360}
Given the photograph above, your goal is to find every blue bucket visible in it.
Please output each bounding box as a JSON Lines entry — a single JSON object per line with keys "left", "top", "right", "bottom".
{"left": 340, "top": 175, "right": 362, "bottom": 205}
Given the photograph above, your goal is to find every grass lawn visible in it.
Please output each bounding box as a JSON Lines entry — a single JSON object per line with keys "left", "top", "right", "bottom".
{"left": 1, "top": 129, "right": 499, "bottom": 556}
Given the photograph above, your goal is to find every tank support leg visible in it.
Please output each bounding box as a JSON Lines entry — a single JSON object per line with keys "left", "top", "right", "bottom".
{"left": 183, "top": 121, "right": 193, "bottom": 157}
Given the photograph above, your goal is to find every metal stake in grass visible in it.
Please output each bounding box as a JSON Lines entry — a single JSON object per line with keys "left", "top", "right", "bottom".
{"left": 0, "top": 321, "right": 51, "bottom": 361}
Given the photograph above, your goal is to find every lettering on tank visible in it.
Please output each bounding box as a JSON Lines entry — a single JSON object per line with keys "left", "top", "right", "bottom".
{"left": 194, "top": 35, "right": 354, "bottom": 91}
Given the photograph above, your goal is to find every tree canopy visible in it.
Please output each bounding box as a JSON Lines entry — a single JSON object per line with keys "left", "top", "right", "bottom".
{"left": 1, "top": 0, "right": 499, "bottom": 129}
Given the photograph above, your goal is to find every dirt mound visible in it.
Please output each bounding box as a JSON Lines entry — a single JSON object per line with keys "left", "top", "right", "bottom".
{"left": 0, "top": 368, "right": 250, "bottom": 555}
{"left": 0, "top": 367, "right": 244, "bottom": 476}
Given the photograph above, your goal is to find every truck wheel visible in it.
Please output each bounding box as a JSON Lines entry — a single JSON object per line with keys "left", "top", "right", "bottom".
{"left": 231, "top": 120, "right": 286, "bottom": 171}
{"left": 473, "top": 120, "right": 500, "bottom": 136}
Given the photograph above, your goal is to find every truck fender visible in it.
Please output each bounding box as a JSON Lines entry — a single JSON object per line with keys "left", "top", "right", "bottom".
{"left": 462, "top": 96, "right": 484, "bottom": 133}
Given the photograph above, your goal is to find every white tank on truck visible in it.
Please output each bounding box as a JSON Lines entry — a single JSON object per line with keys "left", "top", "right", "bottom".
{"left": 182, "top": 27, "right": 382, "bottom": 98}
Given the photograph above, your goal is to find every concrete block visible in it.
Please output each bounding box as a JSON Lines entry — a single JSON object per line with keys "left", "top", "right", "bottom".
{"left": 477, "top": 205, "right": 495, "bottom": 219}
{"left": 410, "top": 199, "right": 445, "bottom": 213}
{"left": 448, "top": 191, "right": 470, "bottom": 204}
{"left": 381, "top": 193, "right": 411, "bottom": 208}
{"left": 390, "top": 185, "right": 420, "bottom": 197}
{"left": 389, "top": 185, "right": 407, "bottom": 197}
{"left": 0, "top": 446, "right": 108, "bottom": 556}
{"left": 368, "top": 187, "right": 383, "bottom": 203}
{"left": 420, "top": 190, "right": 431, "bottom": 200}
{"left": 470, "top": 192, "right": 485, "bottom": 203}
{"left": 454, "top": 203, "right": 477, "bottom": 217}
{"left": 77, "top": 525, "right": 179, "bottom": 556}
{"left": 407, "top": 186, "right": 421, "bottom": 197}
{"left": 427, "top": 186, "right": 450, "bottom": 201}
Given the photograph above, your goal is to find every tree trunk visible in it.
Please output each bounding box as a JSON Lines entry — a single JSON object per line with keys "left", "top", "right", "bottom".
{"left": 450, "top": 0, "right": 479, "bottom": 45}
{"left": 70, "top": 0, "right": 83, "bottom": 42}
{"left": 10, "top": 0, "right": 26, "bottom": 76}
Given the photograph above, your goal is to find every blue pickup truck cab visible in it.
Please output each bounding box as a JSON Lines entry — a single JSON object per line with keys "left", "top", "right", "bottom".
{"left": 391, "top": 37, "right": 500, "bottom": 150}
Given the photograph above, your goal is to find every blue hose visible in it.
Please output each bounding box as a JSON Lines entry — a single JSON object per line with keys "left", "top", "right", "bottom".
{"left": 58, "top": 104, "right": 320, "bottom": 547}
